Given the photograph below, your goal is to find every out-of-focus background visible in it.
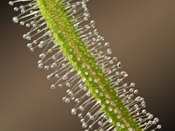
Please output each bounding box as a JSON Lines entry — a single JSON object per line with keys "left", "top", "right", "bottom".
{"left": 0, "top": 0, "right": 174, "bottom": 130}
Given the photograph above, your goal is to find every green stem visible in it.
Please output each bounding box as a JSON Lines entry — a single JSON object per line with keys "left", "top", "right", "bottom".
{"left": 35, "top": 0, "right": 141, "bottom": 130}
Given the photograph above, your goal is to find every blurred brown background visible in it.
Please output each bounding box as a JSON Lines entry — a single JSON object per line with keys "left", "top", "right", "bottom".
{"left": 0, "top": 0, "right": 174, "bottom": 130}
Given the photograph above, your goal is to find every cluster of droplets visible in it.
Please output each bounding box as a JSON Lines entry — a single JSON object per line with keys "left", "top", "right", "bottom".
{"left": 64, "top": 84, "right": 116, "bottom": 130}
{"left": 10, "top": 0, "right": 40, "bottom": 28}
